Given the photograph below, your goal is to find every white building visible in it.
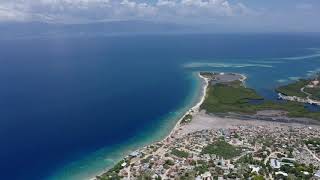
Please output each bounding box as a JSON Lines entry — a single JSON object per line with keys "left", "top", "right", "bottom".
{"left": 275, "top": 171, "right": 288, "bottom": 177}
{"left": 270, "top": 159, "right": 281, "bottom": 169}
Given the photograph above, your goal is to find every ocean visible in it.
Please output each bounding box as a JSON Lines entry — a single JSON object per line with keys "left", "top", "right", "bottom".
{"left": 0, "top": 33, "right": 320, "bottom": 180}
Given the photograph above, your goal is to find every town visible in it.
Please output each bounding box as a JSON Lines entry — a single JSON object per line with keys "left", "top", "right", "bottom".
{"left": 97, "top": 123, "right": 320, "bottom": 180}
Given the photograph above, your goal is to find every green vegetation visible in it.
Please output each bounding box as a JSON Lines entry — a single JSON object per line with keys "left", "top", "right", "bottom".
{"left": 97, "top": 160, "right": 126, "bottom": 180}
{"left": 165, "top": 159, "right": 174, "bottom": 166}
{"left": 163, "top": 159, "right": 175, "bottom": 169}
{"left": 200, "top": 77, "right": 320, "bottom": 120}
{"left": 279, "top": 163, "right": 314, "bottom": 179}
{"left": 194, "top": 164, "right": 209, "bottom": 174}
{"left": 305, "top": 138, "right": 320, "bottom": 153}
{"left": 253, "top": 100, "right": 320, "bottom": 120}
{"left": 276, "top": 79, "right": 309, "bottom": 97}
{"left": 201, "top": 140, "right": 242, "bottom": 159}
{"left": 179, "top": 170, "right": 197, "bottom": 180}
{"left": 305, "top": 138, "right": 320, "bottom": 146}
{"left": 179, "top": 171, "right": 197, "bottom": 180}
{"left": 201, "top": 81, "right": 263, "bottom": 114}
{"left": 305, "top": 87, "right": 320, "bottom": 100}
{"left": 276, "top": 74, "right": 320, "bottom": 101}
{"left": 171, "top": 148, "right": 189, "bottom": 158}
{"left": 253, "top": 175, "right": 265, "bottom": 180}
{"left": 237, "top": 154, "right": 264, "bottom": 166}
{"left": 180, "top": 114, "right": 192, "bottom": 124}
{"left": 141, "top": 155, "right": 152, "bottom": 164}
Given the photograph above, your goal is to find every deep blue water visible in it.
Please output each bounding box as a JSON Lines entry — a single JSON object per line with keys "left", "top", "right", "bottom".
{"left": 1, "top": 33, "right": 320, "bottom": 180}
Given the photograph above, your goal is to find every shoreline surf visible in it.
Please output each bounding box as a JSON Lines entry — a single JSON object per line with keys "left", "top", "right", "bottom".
{"left": 92, "top": 73, "right": 209, "bottom": 179}
{"left": 162, "top": 73, "right": 209, "bottom": 145}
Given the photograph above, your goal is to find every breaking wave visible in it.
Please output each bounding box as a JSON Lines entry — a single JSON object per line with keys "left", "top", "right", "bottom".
{"left": 279, "top": 48, "right": 320, "bottom": 60}
{"left": 184, "top": 62, "right": 273, "bottom": 68}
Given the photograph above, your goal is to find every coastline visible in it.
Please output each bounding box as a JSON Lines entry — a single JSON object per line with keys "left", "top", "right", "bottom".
{"left": 163, "top": 73, "right": 209, "bottom": 143}
{"left": 93, "top": 73, "right": 209, "bottom": 179}
{"left": 278, "top": 93, "right": 320, "bottom": 106}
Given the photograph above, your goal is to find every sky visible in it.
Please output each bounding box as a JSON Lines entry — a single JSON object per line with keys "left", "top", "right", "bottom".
{"left": 0, "top": 0, "right": 319, "bottom": 32}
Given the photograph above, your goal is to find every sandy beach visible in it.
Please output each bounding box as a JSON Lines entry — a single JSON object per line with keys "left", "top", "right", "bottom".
{"left": 163, "top": 73, "right": 209, "bottom": 142}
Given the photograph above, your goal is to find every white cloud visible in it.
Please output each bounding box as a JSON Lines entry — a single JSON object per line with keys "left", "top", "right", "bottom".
{"left": 156, "top": 0, "right": 176, "bottom": 7}
{"left": 0, "top": 5, "right": 29, "bottom": 21}
{"left": 0, "top": 0, "right": 253, "bottom": 23}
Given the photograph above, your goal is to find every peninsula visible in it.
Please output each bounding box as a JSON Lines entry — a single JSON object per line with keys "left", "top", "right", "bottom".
{"left": 95, "top": 72, "right": 320, "bottom": 180}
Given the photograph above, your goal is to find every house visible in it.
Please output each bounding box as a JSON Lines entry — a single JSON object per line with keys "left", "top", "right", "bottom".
{"left": 275, "top": 171, "right": 288, "bottom": 177}
{"left": 270, "top": 159, "right": 281, "bottom": 169}
{"left": 130, "top": 151, "right": 140, "bottom": 157}
{"left": 249, "top": 165, "right": 261, "bottom": 174}
{"left": 201, "top": 172, "right": 213, "bottom": 180}
{"left": 121, "top": 162, "right": 127, "bottom": 167}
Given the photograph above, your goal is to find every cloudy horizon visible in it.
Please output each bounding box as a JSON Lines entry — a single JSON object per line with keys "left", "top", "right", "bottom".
{"left": 0, "top": 0, "right": 319, "bottom": 32}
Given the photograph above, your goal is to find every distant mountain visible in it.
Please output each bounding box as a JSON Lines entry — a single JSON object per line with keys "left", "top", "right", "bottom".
{"left": 0, "top": 21, "right": 193, "bottom": 39}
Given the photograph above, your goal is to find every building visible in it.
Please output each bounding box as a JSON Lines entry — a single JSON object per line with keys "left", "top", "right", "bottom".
{"left": 270, "top": 159, "right": 281, "bottom": 169}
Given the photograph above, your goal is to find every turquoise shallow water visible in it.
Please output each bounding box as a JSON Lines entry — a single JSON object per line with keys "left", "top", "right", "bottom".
{"left": 1, "top": 34, "right": 320, "bottom": 180}
{"left": 49, "top": 72, "right": 204, "bottom": 180}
